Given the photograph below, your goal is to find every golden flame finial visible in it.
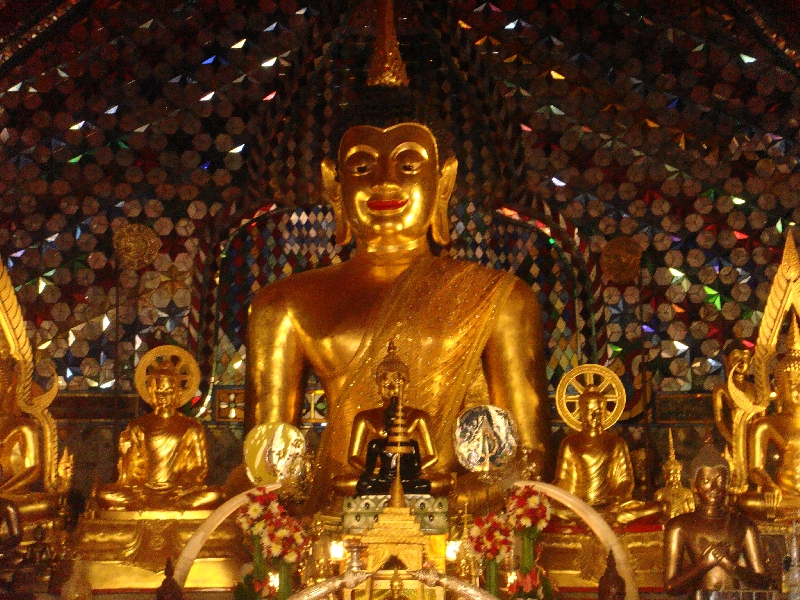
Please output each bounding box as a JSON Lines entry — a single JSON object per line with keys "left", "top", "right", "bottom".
{"left": 781, "top": 229, "right": 800, "bottom": 281}
{"left": 366, "top": 0, "right": 409, "bottom": 87}
{"left": 789, "top": 314, "right": 800, "bottom": 355}
{"left": 668, "top": 428, "right": 676, "bottom": 460}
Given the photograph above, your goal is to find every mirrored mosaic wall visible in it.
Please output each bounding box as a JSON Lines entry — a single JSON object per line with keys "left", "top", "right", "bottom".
{"left": 0, "top": 0, "right": 798, "bottom": 437}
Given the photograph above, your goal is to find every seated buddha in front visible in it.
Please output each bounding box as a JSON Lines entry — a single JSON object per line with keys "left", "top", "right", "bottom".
{"left": 552, "top": 365, "right": 660, "bottom": 525}
{"left": 95, "top": 346, "right": 221, "bottom": 511}
{"left": 332, "top": 341, "right": 448, "bottom": 496}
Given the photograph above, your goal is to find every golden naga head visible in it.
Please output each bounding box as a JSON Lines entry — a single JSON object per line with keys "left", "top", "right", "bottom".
{"left": 320, "top": 0, "right": 457, "bottom": 249}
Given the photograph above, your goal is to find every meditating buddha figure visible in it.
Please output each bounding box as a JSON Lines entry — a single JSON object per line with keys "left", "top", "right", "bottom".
{"left": 663, "top": 445, "right": 769, "bottom": 594}
{"left": 654, "top": 429, "right": 694, "bottom": 520}
{"left": 332, "top": 342, "right": 446, "bottom": 496}
{"left": 552, "top": 368, "right": 659, "bottom": 524}
{"left": 96, "top": 347, "right": 221, "bottom": 510}
{"left": 243, "top": 0, "right": 551, "bottom": 514}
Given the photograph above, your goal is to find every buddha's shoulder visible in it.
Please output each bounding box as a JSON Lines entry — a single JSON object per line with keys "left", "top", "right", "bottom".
{"left": 251, "top": 264, "right": 347, "bottom": 306}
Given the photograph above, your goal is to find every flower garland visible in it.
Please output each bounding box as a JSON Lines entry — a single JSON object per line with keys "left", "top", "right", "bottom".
{"left": 235, "top": 488, "right": 309, "bottom": 564}
{"left": 468, "top": 513, "right": 514, "bottom": 561}
{"left": 234, "top": 488, "right": 309, "bottom": 600}
{"left": 505, "top": 485, "right": 552, "bottom": 533}
{"left": 504, "top": 485, "right": 555, "bottom": 600}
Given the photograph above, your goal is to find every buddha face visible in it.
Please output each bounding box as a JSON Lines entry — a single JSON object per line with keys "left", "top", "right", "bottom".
{"left": 378, "top": 369, "right": 407, "bottom": 403}
{"left": 322, "top": 123, "right": 457, "bottom": 248}
{"left": 148, "top": 372, "right": 178, "bottom": 414}
{"left": 693, "top": 465, "right": 728, "bottom": 508}
{"left": 579, "top": 390, "right": 605, "bottom": 433}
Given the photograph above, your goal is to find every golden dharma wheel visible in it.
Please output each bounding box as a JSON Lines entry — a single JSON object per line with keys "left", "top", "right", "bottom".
{"left": 555, "top": 364, "right": 626, "bottom": 431}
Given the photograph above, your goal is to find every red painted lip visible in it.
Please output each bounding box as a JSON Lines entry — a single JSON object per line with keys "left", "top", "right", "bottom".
{"left": 366, "top": 198, "right": 407, "bottom": 211}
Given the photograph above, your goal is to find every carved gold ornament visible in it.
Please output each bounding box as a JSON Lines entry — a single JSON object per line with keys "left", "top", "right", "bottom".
{"left": 113, "top": 223, "right": 161, "bottom": 270}
{"left": 134, "top": 346, "right": 200, "bottom": 410}
{"left": 600, "top": 236, "right": 642, "bottom": 285}
{"left": 556, "top": 364, "right": 626, "bottom": 431}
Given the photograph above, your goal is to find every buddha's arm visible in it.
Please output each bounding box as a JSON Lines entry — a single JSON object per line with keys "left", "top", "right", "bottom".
{"left": 176, "top": 426, "right": 209, "bottom": 485}
{"left": 553, "top": 441, "right": 578, "bottom": 494}
{"left": 748, "top": 420, "right": 781, "bottom": 491}
{"left": 0, "top": 426, "right": 41, "bottom": 492}
{"left": 482, "top": 280, "right": 553, "bottom": 478}
{"left": 244, "top": 287, "right": 307, "bottom": 431}
{"left": 411, "top": 415, "right": 438, "bottom": 471}
{"left": 609, "top": 439, "right": 635, "bottom": 501}
{"left": 721, "top": 523, "right": 770, "bottom": 589}
{"left": 348, "top": 418, "right": 374, "bottom": 471}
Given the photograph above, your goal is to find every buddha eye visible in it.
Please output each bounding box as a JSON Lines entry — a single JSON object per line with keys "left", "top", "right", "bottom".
{"left": 394, "top": 148, "right": 426, "bottom": 175}
{"left": 344, "top": 150, "right": 377, "bottom": 176}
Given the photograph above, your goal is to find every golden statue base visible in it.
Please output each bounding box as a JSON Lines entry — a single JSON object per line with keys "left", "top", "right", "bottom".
{"left": 540, "top": 523, "right": 665, "bottom": 591}
{"left": 72, "top": 509, "right": 249, "bottom": 591}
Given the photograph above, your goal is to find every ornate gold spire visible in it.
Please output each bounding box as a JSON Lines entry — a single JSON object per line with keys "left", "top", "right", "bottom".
{"left": 664, "top": 428, "right": 681, "bottom": 471}
{"left": 366, "top": 0, "right": 409, "bottom": 87}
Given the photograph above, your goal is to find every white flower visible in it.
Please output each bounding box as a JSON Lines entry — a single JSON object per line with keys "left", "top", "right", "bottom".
{"left": 247, "top": 502, "right": 264, "bottom": 520}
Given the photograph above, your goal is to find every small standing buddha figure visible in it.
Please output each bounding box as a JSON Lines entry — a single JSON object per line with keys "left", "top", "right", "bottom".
{"left": 95, "top": 346, "right": 221, "bottom": 510}
{"left": 740, "top": 316, "right": 800, "bottom": 519}
{"left": 654, "top": 429, "right": 695, "bottom": 520}
{"left": 332, "top": 341, "right": 446, "bottom": 496}
{"left": 552, "top": 365, "right": 660, "bottom": 524}
{"left": 663, "top": 445, "right": 770, "bottom": 594}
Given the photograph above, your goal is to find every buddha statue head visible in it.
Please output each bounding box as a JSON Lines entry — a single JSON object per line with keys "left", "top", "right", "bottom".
{"left": 320, "top": 0, "right": 457, "bottom": 252}
{"left": 775, "top": 315, "right": 800, "bottom": 411}
{"left": 577, "top": 387, "right": 606, "bottom": 435}
{"left": 688, "top": 444, "right": 729, "bottom": 508}
{"left": 146, "top": 360, "right": 181, "bottom": 416}
{"left": 375, "top": 340, "right": 410, "bottom": 403}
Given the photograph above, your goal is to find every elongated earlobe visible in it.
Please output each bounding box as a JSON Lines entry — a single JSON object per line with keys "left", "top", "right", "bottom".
{"left": 321, "top": 158, "right": 351, "bottom": 246}
{"left": 431, "top": 157, "right": 458, "bottom": 245}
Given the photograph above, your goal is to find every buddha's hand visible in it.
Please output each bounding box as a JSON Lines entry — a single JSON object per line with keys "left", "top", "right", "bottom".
{"left": 125, "top": 427, "right": 150, "bottom": 484}
{"left": 700, "top": 542, "right": 726, "bottom": 568}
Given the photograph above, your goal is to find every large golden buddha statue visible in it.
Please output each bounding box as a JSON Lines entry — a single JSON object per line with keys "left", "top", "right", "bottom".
{"left": 0, "top": 254, "right": 72, "bottom": 527}
{"left": 243, "top": 0, "right": 552, "bottom": 514}
{"left": 552, "top": 365, "right": 659, "bottom": 524}
{"left": 95, "top": 346, "right": 221, "bottom": 510}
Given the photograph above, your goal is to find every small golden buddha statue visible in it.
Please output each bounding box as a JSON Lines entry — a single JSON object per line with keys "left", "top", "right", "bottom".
{"left": 552, "top": 365, "right": 660, "bottom": 524}
{"left": 0, "top": 256, "right": 73, "bottom": 527}
{"left": 654, "top": 429, "right": 694, "bottom": 520}
{"left": 331, "top": 342, "right": 448, "bottom": 496}
{"left": 95, "top": 346, "right": 221, "bottom": 510}
{"left": 663, "top": 446, "right": 770, "bottom": 594}
{"left": 739, "top": 315, "right": 800, "bottom": 519}
{"left": 242, "top": 0, "right": 552, "bottom": 514}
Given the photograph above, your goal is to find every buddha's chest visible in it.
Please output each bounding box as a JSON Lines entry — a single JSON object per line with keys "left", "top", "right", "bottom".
{"left": 684, "top": 521, "right": 746, "bottom": 560}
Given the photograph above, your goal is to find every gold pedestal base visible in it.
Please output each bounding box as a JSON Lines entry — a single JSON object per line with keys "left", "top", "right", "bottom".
{"left": 539, "top": 524, "right": 665, "bottom": 591}
{"left": 72, "top": 509, "right": 249, "bottom": 590}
